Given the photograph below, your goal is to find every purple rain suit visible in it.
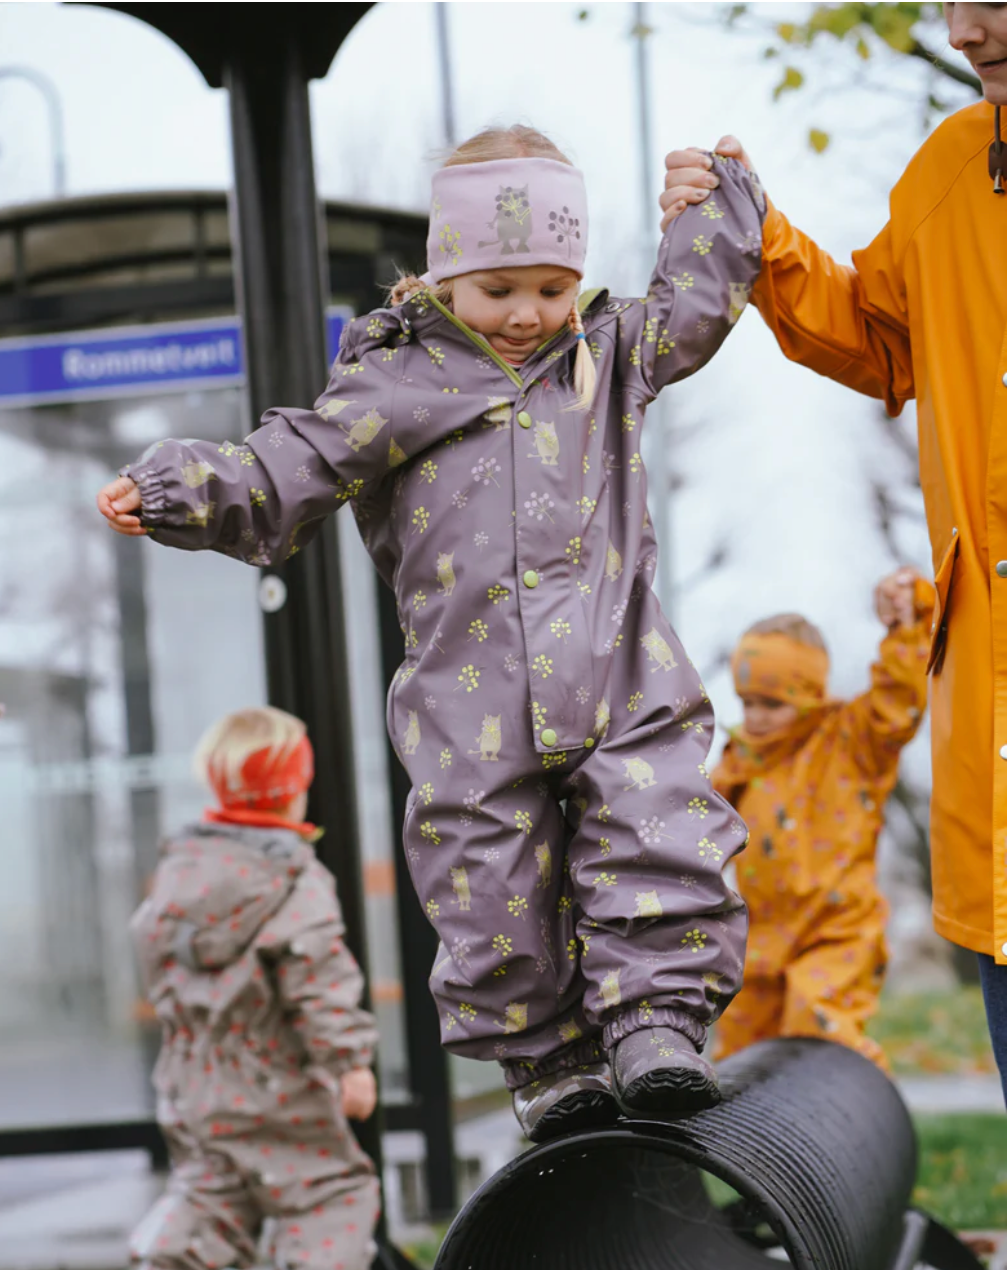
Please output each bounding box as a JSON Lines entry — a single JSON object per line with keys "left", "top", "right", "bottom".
{"left": 123, "top": 157, "right": 765, "bottom": 1086}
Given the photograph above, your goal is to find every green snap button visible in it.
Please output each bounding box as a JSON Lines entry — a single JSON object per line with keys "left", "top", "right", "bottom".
{"left": 517, "top": 410, "right": 533, "bottom": 429}
{"left": 541, "top": 728, "right": 558, "bottom": 748}
{"left": 997, "top": 560, "right": 1007, "bottom": 578}
{"left": 522, "top": 570, "right": 539, "bottom": 589}
{"left": 584, "top": 737, "right": 595, "bottom": 748}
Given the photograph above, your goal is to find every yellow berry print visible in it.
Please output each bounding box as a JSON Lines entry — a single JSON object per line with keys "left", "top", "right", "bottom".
{"left": 412, "top": 506, "right": 430, "bottom": 534}
{"left": 700, "top": 198, "right": 724, "bottom": 220}
{"left": 419, "top": 782, "right": 434, "bottom": 805}
{"left": 557, "top": 895, "right": 573, "bottom": 915}
{"left": 515, "top": 810, "right": 533, "bottom": 835}
{"left": 550, "top": 619, "right": 572, "bottom": 642}
{"left": 621, "top": 413, "right": 636, "bottom": 433}
{"left": 692, "top": 235, "right": 713, "bottom": 256}
{"left": 532, "top": 654, "right": 554, "bottom": 679}
{"left": 426, "top": 900, "right": 440, "bottom": 919}
{"left": 492, "top": 934, "right": 513, "bottom": 958}
{"left": 507, "top": 895, "right": 529, "bottom": 920}
{"left": 250, "top": 488, "right": 267, "bottom": 507}
{"left": 697, "top": 837, "right": 723, "bottom": 865}
{"left": 600, "top": 837, "right": 611, "bottom": 857}
{"left": 487, "top": 584, "right": 510, "bottom": 605}
{"left": 420, "top": 459, "right": 438, "bottom": 483}
{"left": 428, "top": 346, "right": 446, "bottom": 366}
{"left": 681, "top": 927, "right": 708, "bottom": 953}
{"left": 629, "top": 453, "right": 644, "bottom": 475}
{"left": 439, "top": 749, "right": 452, "bottom": 769}
{"left": 468, "top": 619, "right": 489, "bottom": 643}
{"left": 413, "top": 590, "right": 427, "bottom": 609}
{"left": 594, "top": 871, "right": 617, "bottom": 887}
{"left": 671, "top": 272, "right": 694, "bottom": 289}
{"left": 460, "top": 1002, "right": 477, "bottom": 1022}
{"left": 688, "top": 797, "right": 710, "bottom": 819}
{"left": 567, "top": 939, "right": 579, "bottom": 962}
{"left": 565, "top": 536, "right": 582, "bottom": 564}
{"left": 627, "top": 692, "right": 643, "bottom": 713}
{"left": 457, "top": 664, "right": 480, "bottom": 693}
{"left": 367, "top": 318, "right": 384, "bottom": 338}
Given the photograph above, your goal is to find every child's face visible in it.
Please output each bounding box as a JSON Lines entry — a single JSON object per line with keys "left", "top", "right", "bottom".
{"left": 452, "top": 266, "right": 580, "bottom": 363}
{"left": 740, "top": 694, "right": 800, "bottom": 738}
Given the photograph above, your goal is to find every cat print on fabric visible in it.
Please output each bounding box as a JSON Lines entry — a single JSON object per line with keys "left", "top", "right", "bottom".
{"left": 478, "top": 185, "right": 532, "bottom": 255}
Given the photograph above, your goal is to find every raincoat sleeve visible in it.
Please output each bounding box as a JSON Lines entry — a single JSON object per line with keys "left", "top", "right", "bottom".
{"left": 842, "top": 612, "right": 932, "bottom": 780}
{"left": 614, "top": 155, "right": 767, "bottom": 402}
{"left": 752, "top": 200, "right": 915, "bottom": 416}
{"left": 121, "top": 325, "right": 405, "bottom": 566}
{"left": 268, "top": 863, "right": 378, "bottom": 1075}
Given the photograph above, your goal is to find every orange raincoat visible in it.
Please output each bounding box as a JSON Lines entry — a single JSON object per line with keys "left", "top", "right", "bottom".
{"left": 713, "top": 616, "right": 931, "bottom": 1068}
{"left": 752, "top": 102, "right": 1007, "bottom": 962}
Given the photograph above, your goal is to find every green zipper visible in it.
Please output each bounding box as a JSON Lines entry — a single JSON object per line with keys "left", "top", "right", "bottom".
{"left": 426, "top": 293, "right": 523, "bottom": 387}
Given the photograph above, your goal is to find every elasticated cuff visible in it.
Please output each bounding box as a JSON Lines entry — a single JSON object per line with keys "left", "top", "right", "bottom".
{"left": 602, "top": 1004, "right": 707, "bottom": 1053}
{"left": 120, "top": 462, "right": 168, "bottom": 527}
{"left": 501, "top": 1036, "right": 605, "bottom": 1090}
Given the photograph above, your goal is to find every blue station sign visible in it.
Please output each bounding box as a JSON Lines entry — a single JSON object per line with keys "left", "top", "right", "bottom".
{"left": 0, "top": 308, "right": 352, "bottom": 409}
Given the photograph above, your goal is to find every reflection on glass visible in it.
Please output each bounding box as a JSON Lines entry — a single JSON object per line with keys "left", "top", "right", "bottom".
{"left": 0, "top": 388, "right": 265, "bottom": 1129}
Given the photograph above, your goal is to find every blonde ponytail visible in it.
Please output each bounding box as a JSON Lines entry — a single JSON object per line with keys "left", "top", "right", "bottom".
{"left": 566, "top": 301, "right": 596, "bottom": 412}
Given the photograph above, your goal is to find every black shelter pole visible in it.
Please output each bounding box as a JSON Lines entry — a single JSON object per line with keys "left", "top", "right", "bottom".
{"left": 223, "top": 30, "right": 384, "bottom": 1183}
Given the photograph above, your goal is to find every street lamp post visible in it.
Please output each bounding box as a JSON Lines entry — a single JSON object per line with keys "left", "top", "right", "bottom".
{"left": 0, "top": 65, "right": 67, "bottom": 197}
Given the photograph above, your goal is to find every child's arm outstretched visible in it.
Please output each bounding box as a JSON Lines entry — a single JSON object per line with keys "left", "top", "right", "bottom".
{"left": 612, "top": 153, "right": 766, "bottom": 403}
{"left": 844, "top": 568, "right": 934, "bottom": 777}
{"left": 265, "top": 862, "right": 379, "bottom": 1119}
{"left": 96, "top": 318, "right": 403, "bottom": 565}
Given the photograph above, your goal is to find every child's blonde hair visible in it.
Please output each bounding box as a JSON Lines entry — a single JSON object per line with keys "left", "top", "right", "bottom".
{"left": 744, "top": 613, "right": 828, "bottom": 654}
{"left": 193, "top": 706, "right": 307, "bottom": 790}
{"left": 389, "top": 124, "right": 597, "bottom": 411}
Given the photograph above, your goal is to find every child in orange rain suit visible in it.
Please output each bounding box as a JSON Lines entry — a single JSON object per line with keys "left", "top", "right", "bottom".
{"left": 712, "top": 568, "right": 935, "bottom": 1070}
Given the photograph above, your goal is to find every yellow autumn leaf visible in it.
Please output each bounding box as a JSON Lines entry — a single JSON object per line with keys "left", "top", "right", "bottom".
{"left": 808, "top": 128, "right": 831, "bottom": 154}
{"left": 772, "top": 65, "right": 805, "bottom": 101}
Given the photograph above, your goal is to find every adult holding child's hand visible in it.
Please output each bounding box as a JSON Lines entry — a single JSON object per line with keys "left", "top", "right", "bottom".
{"left": 660, "top": 3, "right": 1008, "bottom": 1089}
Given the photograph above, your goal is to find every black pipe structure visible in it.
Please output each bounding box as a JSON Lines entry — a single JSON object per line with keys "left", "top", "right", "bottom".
{"left": 434, "top": 1040, "right": 985, "bottom": 1270}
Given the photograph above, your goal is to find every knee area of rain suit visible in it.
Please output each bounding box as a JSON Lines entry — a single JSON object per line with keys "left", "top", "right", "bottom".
{"left": 123, "top": 157, "right": 767, "bottom": 1075}
{"left": 128, "top": 822, "right": 379, "bottom": 1270}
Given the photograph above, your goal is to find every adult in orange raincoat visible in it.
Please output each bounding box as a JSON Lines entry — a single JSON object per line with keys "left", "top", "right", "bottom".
{"left": 661, "top": 4, "right": 1007, "bottom": 1088}
{"left": 712, "top": 571, "right": 933, "bottom": 1071}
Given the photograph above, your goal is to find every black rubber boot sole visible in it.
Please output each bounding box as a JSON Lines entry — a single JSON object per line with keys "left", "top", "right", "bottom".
{"left": 526, "top": 1088, "right": 621, "bottom": 1143}
{"left": 615, "top": 1065, "right": 722, "bottom": 1118}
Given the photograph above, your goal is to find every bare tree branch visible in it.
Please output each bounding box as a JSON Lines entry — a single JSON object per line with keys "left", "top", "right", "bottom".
{"left": 908, "top": 39, "right": 983, "bottom": 93}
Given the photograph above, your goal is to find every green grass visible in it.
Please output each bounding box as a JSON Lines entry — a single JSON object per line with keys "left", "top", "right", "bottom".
{"left": 401, "top": 1223, "right": 450, "bottom": 1270}
{"left": 868, "top": 987, "right": 999, "bottom": 1077}
{"left": 913, "top": 1113, "right": 1007, "bottom": 1231}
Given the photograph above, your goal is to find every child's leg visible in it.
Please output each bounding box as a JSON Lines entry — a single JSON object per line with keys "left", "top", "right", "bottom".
{"left": 401, "top": 765, "right": 601, "bottom": 1079}
{"left": 782, "top": 925, "right": 889, "bottom": 1071}
{"left": 129, "top": 1130, "right": 259, "bottom": 1268}
{"left": 250, "top": 1102, "right": 380, "bottom": 1270}
{"left": 560, "top": 676, "right": 748, "bottom": 1052}
{"left": 712, "top": 975, "right": 787, "bottom": 1061}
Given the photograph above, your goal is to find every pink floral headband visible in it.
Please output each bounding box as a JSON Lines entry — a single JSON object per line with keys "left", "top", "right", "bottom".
{"left": 426, "top": 157, "right": 589, "bottom": 283}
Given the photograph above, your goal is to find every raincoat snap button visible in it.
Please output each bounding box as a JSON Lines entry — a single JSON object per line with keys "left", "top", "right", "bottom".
{"left": 997, "top": 560, "right": 1007, "bottom": 578}
{"left": 1003, "top": 372, "right": 1006, "bottom": 387}
{"left": 1000, "top": 744, "right": 1007, "bottom": 760}
{"left": 522, "top": 570, "right": 539, "bottom": 589}
{"left": 541, "top": 728, "right": 558, "bottom": 748}
{"left": 584, "top": 737, "right": 595, "bottom": 748}
{"left": 517, "top": 411, "right": 533, "bottom": 429}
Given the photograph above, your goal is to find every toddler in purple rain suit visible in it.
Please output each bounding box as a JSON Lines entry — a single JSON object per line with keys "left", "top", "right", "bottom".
{"left": 129, "top": 708, "right": 380, "bottom": 1270}
{"left": 99, "top": 124, "right": 765, "bottom": 1143}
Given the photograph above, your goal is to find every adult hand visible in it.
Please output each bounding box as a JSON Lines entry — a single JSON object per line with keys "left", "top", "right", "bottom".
{"left": 874, "top": 567, "right": 920, "bottom": 630}
{"left": 96, "top": 475, "right": 145, "bottom": 536}
{"left": 659, "top": 136, "right": 753, "bottom": 231}
{"left": 340, "top": 1066, "right": 377, "bottom": 1121}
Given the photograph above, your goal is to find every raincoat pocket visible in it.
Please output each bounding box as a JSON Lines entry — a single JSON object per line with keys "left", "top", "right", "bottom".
{"left": 926, "top": 527, "right": 959, "bottom": 675}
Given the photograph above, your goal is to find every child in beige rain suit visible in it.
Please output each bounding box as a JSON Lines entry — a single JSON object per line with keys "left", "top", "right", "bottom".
{"left": 100, "top": 124, "right": 767, "bottom": 1142}
{"left": 129, "top": 708, "right": 380, "bottom": 1270}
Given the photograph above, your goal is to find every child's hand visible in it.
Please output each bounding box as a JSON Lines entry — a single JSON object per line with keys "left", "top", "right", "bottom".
{"left": 339, "top": 1067, "right": 377, "bottom": 1121}
{"left": 659, "top": 136, "right": 753, "bottom": 231}
{"left": 874, "top": 567, "right": 920, "bottom": 630}
{"left": 96, "top": 476, "right": 146, "bottom": 536}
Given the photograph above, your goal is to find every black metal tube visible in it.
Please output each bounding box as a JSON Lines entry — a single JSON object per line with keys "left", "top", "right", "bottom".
{"left": 433, "top": 1039, "right": 982, "bottom": 1270}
